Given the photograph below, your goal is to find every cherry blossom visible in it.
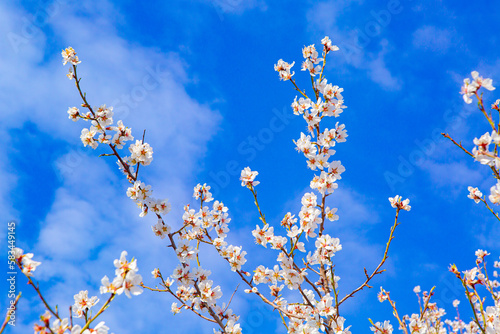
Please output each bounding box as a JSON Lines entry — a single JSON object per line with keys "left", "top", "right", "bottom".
{"left": 467, "top": 186, "right": 483, "bottom": 203}
{"left": 240, "top": 167, "right": 260, "bottom": 188}
{"left": 388, "top": 195, "right": 411, "bottom": 211}
{"left": 274, "top": 59, "right": 295, "bottom": 81}
{"left": 61, "top": 47, "right": 80, "bottom": 65}
{"left": 489, "top": 182, "right": 500, "bottom": 204}
{"left": 370, "top": 320, "right": 393, "bottom": 334}
{"left": 73, "top": 290, "right": 99, "bottom": 318}
{"left": 460, "top": 71, "right": 495, "bottom": 104}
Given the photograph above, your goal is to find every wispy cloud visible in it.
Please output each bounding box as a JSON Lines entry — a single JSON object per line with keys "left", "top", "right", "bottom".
{"left": 366, "top": 40, "right": 402, "bottom": 90}
{"left": 1, "top": 0, "right": 225, "bottom": 332}
{"left": 421, "top": 161, "right": 484, "bottom": 197}
{"left": 306, "top": 0, "right": 402, "bottom": 90}
{"left": 202, "top": 0, "right": 267, "bottom": 17}
{"left": 412, "top": 25, "right": 453, "bottom": 53}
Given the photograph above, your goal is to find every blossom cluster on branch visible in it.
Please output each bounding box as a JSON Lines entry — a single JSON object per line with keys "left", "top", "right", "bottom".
{"left": 11, "top": 248, "right": 141, "bottom": 333}
{"left": 368, "top": 71, "right": 500, "bottom": 334}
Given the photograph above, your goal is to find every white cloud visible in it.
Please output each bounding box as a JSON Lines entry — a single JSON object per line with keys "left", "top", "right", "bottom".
{"left": 0, "top": 0, "right": 223, "bottom": 207}
{"left": 306, "top": 0, "right": 402, "bottom": 90}
{"left": 421, "top": 161, "right": 484, "bottom": 197}
{"left": 366, "top": 40, "right": 401, "bottom": 90}
{"left": 412, "top": 26, "right": 452, "bottom": 53}
{"left": 326, "top": 187, "right": 380, "bottom": 226}
{"left": 0, "top": 129, "right": 18, "bottom": 224}
{"left": 474, "top": 217, "right": 500, "bottom": 250}
{"left": 0, "top": 1, "right": 228, "bottom": 332}
{"left": 204, "top": 0, "right": 267, "bottom": 15}
{"left": 306, "top": 0, "right": 361, "bottom": 32}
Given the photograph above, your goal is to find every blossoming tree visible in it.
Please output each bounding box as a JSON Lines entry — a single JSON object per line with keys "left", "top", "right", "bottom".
{"left": 4, "top": 37, "right": 499, "bottom": 334}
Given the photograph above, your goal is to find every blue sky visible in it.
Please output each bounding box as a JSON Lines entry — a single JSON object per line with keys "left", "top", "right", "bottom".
{"left": 1, "top": 0, "right": 500, "bottom": 333}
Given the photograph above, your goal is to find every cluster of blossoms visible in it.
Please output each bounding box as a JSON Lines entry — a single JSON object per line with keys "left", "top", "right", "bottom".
{"left": 38, "top": 251, "right": 142, "bottom": 333}
{"left": 100, "top": 250, "right": 144, "bottom": 298}
{"left": 12, "top": 247, "right": 41, "bottom": 276}
{"left": 166, "top": 185, "right": 243, "bottom": 333}
{"left": 15, "top": 247, "right": 140, "bottom": 333}
{"left": 388, "top": 195, "right": 411, "bottom": 211}
{"left": 213, "top": 36, "right": 410, "bottom": 334}
{"left": 370, "top": 71, "right": 500, "bottom": 334}
{"left": 250, "top": 216, "right": 309, "bottom": 290}
{"left": 469, "top": 128, "right": 500, "bottom": 205}
{"left": 62, "top": 48, "right": 172, "bottom": 233}
{"left": 168, "top": 261, "right": 238, "bottom": 327}
{"left": 467, "top": 186, "right": 483, "bottom": 204}
{"left": 126, "top": 179, "right": 171, "bottom": 219}
{"left": 34, "top": 316, "right": 110, "bottom": 333}
{"left": 70, "top": 104, "right": 129, "bottom": 150}
{"left": 61, "top": 48, "right": 243, "bottom": 334}
{"left": 274, "top": 59, "right": 295, "bottom": 81}
{"left": 370, "top": 320, "right": 393, "bottom": 334}
{"left": 181, "top": 184, "right": 247, "bottom": 271}
{"left": 72, "top": 290, "right": 99, "bottom": 318}
{"left": 34, "top": 313, "right": 110, "bottom": 334}
{"left": 374, "top": 251, "right": 500, "bottom": 334}
{"left": 470, "top": 131, "right": 500, "bottom": 169}
{"left": 290, "top": 51, "right": 347, "bottom": 198}
{"left": 460, "top": 71, "right": 495, "bottom": 104}
{"left": 240, "top": 167, "right": 260, "bottom": 188}
{"left": 458, "top": 71, "right": 500, "bottom": 209}
{"left": 61, "top": 47, "right": 80, "bottom": 66}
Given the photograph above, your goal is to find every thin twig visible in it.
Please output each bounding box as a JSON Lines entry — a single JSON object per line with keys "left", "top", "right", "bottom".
{"left": 224, "top": 285, "right": 240, "bottom": 312}
{"left": 480, "top": 197, "right": 500, "bottom": 222}
{"left": 338, "top": 208, "right": 402, "bottom": 306}
{"left": 441, "top": 133, "right": 474, "bottom": 157}
{"left": 80, "top": 294, "right": 116, "bottom": 331}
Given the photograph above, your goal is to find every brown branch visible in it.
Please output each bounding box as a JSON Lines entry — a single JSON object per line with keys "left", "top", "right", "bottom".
{"left": 72, "top": 64, "right": 229, "bottom": 333}
{"left": 418, "top": 287, "right": 436, "bottom": 321}
{"left": 80, "top": 294, "right": 115, "bottom": 332}
{"left": 385, "top": 292, "right": 409, "bottom": 334}
{"left": 72, "top": 65, "right": 137, "bottom": 183}
{"left": 338, "top": 208, "right": 402, "bottom": 306}
{"left": 289, "top": 78, "right": 310, "bottom": 100}
{"left": 441, "top": 133, "right": 474, "bottom": 157}
{"left": 224, "top": 285, "right": 239, "bottom": 312}
{"left": 250, "top": 186, "right": 267, "bottom": 225}
{"left": 20, "top": 269, "right": 60, "bottom": 320}
{"left": 443, "top": 131, "right": 500, "bottom": 180}
{"left": 474, "top": 91, "right": 496, "bottom": 131}
{"left": 480, "top": 197, "right": 500, "bottom": 222}
{"left": 134, "top": 130, "right": 146, "bottom": 180}
{"left": 141, "top": 283, "right": 217, "bottom": 323}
